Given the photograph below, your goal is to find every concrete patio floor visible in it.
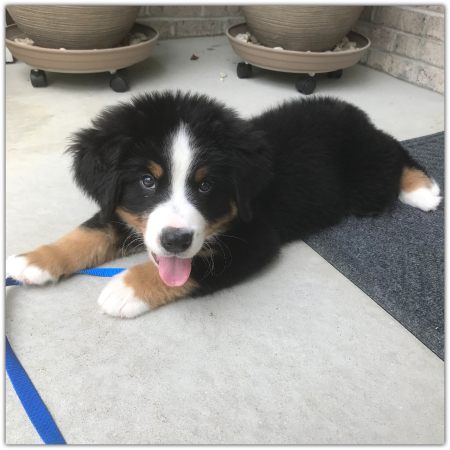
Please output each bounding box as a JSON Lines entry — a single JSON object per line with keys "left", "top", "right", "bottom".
{"left": 5, "top": 34, "right": 444, "bottom": 444}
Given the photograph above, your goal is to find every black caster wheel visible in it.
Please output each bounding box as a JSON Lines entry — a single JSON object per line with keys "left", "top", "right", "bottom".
{"left": 30, "top": 69, "right": 47, "bottom": 88}
{"left": 327, "top": 69, "right": 343, "bottom": 79}
{"left": 295, "top": 76, "right": 316, "bottom": 95}
{"left": 237, "top": 62, "right": 253, "bottom": 79}
{"left": 110, "top": 70, "right": 129, "bottom": 92}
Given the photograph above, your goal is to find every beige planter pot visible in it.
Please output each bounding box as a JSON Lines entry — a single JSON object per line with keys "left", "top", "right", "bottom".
{"left": 227, "top": 24, "right": 370, "bottom": 75}
{"left": 7, "top": 5, "right": 140, "bottom": 50}
{"left": 242, "top": 5, "right": 364, "bottom": 52}
{"left": 6, "top": 24, "right": 158, "bottom": 74}
{"left": 6, "top": 23, "right": 159, "bottom": 92}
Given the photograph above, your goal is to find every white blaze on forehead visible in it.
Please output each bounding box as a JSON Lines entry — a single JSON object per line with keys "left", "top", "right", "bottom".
{"left": 144, "top": 123, "right": 207, "bottom": 257}
{"left": 171, "top": 123, "right": 193, "bottom": 203}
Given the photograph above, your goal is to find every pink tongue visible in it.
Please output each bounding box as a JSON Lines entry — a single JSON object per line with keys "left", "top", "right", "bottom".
{"left": 158, "top": 256, "right": 192, "bottom": 287}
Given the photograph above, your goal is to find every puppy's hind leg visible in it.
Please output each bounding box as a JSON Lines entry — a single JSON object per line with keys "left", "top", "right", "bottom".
{"left": 399, "top": 166, "right": 442, "bottom": 212}
{"left": 6, "top": 213, "right": 122, "bottom": 285}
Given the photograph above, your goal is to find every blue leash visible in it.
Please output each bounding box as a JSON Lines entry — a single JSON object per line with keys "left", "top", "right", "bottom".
{"left": 7, "top": 268, "right": 126, "bottom": 286}
{"left": 5, "top": 267, "right": 125, "bottom": 444}
{"left": 6, "top": 336, "right": 66, "bottom": 444}
{"left": 78, "top": 267, "right": 125, "bottom": 277}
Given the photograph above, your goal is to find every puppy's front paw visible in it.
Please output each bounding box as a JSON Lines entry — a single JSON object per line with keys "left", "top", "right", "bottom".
{"left": 6, "top": 254, "right": 57, "bottom": 285}
{"left": 98, "top": 273, "right": 150, "bottom": 319}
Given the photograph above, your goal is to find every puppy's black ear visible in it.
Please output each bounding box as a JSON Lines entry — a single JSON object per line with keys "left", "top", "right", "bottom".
{"left": 67, "top": 127, "right": 128, "bottom": 219}
{"left": 232, "top": 127, "right": 273, "bottom": 222}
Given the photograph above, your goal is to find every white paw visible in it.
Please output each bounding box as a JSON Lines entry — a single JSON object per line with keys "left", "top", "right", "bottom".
{"left": 6, "top": 254, "right": 56, "bottom": 285}
{"left": 399, "top": 180, "right": 442, "bottom": 212}
{"left": 98, "top": 273, "right": 150, "bottom": 319}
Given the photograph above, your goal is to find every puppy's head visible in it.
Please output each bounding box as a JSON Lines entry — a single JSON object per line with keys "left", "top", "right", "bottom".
{"left": 69, "top": 91, "right": 272, "bottom": 287}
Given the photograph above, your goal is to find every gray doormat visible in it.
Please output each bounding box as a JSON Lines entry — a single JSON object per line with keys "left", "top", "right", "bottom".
{"left": 304, "top": 132, "right": 444, "bottom": 359}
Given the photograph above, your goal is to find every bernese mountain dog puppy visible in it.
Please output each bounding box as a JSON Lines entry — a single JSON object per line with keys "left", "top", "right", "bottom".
{"left": 7, "top": 91, "right": 442, "bottom": 318}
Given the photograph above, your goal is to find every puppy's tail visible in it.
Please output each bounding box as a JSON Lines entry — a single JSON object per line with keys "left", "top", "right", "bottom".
{"left": 398, "top": 148, "right": 442, "bottom": 212}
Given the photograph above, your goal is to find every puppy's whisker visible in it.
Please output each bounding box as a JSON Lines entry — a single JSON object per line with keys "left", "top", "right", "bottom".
{"left": 206, "top": 235, "right": 232, "bottom": 275}
{"left": 126, "top": 237, "right": 144, "bottom": 256}
{"left": 202, "top": 241, "right": 215, "bottom": 277}
{"left": 216, "top": 239, "right": 233, "bottom": 271}
{"left": 121, "top": 232, "right": 144, "bottom": 257}
{"left": 216, "top": 232, "right": 248, "bottom": 244}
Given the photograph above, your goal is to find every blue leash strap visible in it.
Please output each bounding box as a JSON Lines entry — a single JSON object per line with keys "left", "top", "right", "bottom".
{"left": 5, "top": 268, "right": 126, "bottom": 287}
{"left": 77, "top": 267, "right": 125, "bottom": 277}
{"left": 5, "top": 337, "right": 66, "bottom": 444}
{"left": 6, "top": 276, "right": 22, "bottom": 286}
{"left": 5, "top": 267, "right": 124, "bottom": 444}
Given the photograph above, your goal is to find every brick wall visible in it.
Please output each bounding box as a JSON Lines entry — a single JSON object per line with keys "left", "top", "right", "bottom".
{"left": 354, "top": 6, "right": 444, "bottom": 93}
{"left": 137, "top": 5, "right": 243, "bottom": 39}
{"left": 138, "top": 5, "right": 444, "bottom": 94}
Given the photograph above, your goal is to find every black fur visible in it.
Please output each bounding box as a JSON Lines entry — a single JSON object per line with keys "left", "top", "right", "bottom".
{"left": 250, "top": 97, "right": 420, "bottom": 241}
{"left": 69, "top": 91, "right": 423, "bottom": 295}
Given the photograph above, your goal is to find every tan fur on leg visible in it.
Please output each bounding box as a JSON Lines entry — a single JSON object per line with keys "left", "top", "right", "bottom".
{"left": 123, "top": 261, "right": 198, "bottom": 309}
{"left": 399, "top": 166, "right": 442, "bottom": 211}
{"left": 400, "top": 167, "right": 432, "bottom": 192}
{"left": 22, "top": 226, "right": 119, "bottom": 279}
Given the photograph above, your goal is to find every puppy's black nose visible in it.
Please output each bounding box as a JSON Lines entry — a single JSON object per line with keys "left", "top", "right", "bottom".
{"left": 160, "top": 227, "right": 193, "bottom": 254}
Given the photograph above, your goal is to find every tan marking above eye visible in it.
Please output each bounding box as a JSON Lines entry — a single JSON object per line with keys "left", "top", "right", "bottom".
{"left": 194, "top": 166, "right": 208, "bottom": 183}
{"left": 148, "top": 161, "right": 164, "bottom": 179}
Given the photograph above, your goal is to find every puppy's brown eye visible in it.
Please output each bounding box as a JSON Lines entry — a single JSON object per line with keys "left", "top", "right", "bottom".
{"left": 141, "top": 174, "right": 156, "bottom": 189}
{"left": 199, "top": 179, "right": 212, "bottom": 193}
